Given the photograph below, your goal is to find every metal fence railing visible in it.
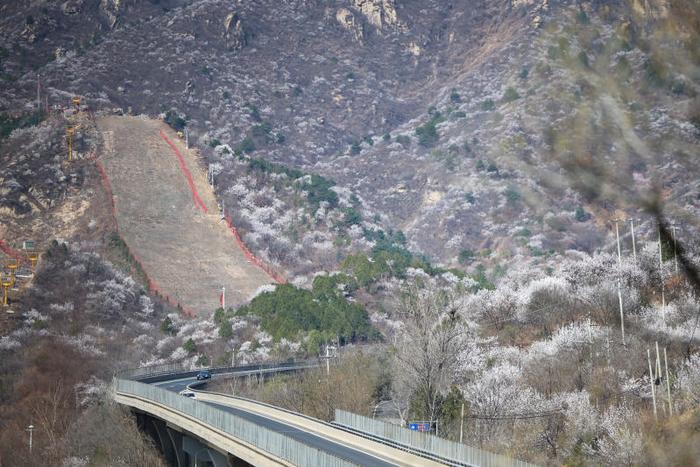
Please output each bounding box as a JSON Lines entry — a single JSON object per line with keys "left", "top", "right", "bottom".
{"left": 334, "top": 410, "right": 535, "bottom": 467}
{"left": 118, "top": 362, "right": 188, "bottom": 380}
{"left": 117, "top": 359, "right": 318, "bottom": 382}
{"left": 115, "top": 378, "right": 357, "bottom": 467}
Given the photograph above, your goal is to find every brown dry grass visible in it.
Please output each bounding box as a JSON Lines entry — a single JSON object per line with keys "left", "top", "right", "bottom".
{"left": 97, "top": 115, "right": 271, "bottom": 315}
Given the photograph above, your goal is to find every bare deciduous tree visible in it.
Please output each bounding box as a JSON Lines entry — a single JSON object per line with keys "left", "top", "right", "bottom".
{"left": 391, "top": 279, "right": 472, "bottom": 425}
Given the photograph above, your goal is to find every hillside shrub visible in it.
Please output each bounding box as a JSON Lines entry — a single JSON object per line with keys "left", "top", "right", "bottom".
{"left": 395, "top": 135, "right": 411, "bottom": 148}
{"left": 161, "top": 317, "right": 177, "bottom": 335}
{"left": 645, "top": 57, "right": 668, "bottom": 87}
{"left": 415, "top": 111, "right": 445, "bottom": 146}
{"left": 502, "top": 87, "right": 520, "bottom": 103}
{"left": 576, "top": 10, "right": 590, "bottom": 24}
{"left": 251, "top": 121, "right": 273, "bottom": 140}
{"left": 336, "top": 207, "right": 362, "bottom": 229}
{"left": 458, "top": 249, "right": 475, "bottom": 264}
{"left": 481, "top": 99, "right": 496, "bottom": 111}
{"left": 235, "top": 282, "right": 374, "bottom": 342}
{"left": 302, "top": 174, "right": 339, "bottom": 208}
{"left": 505, "top": 187, "right": 521, "bottom": 204}
{"left": 183, "top": 338, "right": 197, "bottom": 354}
{"left": 236, "top": 137, "right": 256, "bottom": 154}
{"left": 0, "top": 111, "right": 45, "bottom": 139}
{"left": 245, "top": 103, "right": 262, "bottom": 121}
{"left": 248, "top": 157, "right": 303, "bottom": 179}
{"left": 578, "top": 51, "right": 590, "bottom": 68}
{"left": 575, "top": 206, "right": 588, "bottom": 222}
{"left": 219, "top": 320, "right": 233, "bottom": 338}
{"left": 163, "top": 110, "right": 186, "bottom": 132}
{"left": 415, "top": 120, "right": 439, "bottom": 146}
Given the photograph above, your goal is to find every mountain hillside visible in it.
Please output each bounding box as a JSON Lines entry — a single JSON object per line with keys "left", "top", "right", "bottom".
{"left": 2, "top": 2, "right": 700, "bottom": 465}
{"left": 3, "top": 1, "right": 691, "bottom": 272}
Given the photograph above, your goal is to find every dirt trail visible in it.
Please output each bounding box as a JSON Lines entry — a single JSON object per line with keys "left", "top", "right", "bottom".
{"left": 97, "top": 115, "right": 272, "bottom": 315}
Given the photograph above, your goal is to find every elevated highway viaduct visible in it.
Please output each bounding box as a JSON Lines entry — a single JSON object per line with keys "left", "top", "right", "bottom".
{"left": 114, "top": 362, "right": 446, "bottom": 467}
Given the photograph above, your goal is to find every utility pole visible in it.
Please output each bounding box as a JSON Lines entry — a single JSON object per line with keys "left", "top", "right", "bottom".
{"left": 658, "top": 226, "right": 666, "bottom": 324}
{"left": 615, "top": 221, "right": 626, "bottom": 345}
{"left": 459, "top": 402, "right": 465, "bottom": 444}
{"left": 664, "top": 347, "right": 672, "bottom": 416}
{"left": 321, "top": 343, "right": 336, "bottom": 376}
{"left": 36, "top": 73, "right": 41, "bottom": 110}
{"left": 185, "top": 128, "right": 189, "bottom": 149}
{"left": 671, "top": 225, "right": 678, "bottom": 275}
{"left": 630, "top": 219, "right": 637, "bottom": 261}
{"left": 26, "top": 424, "right": 34, "bottom": 454}
{"left": 655, "top": 342, "right": 663, "bottom": 414}
{"left": 588, "top": 317, "right": 594, "bottom": 375}
{"left": 647, "top": 349, "right": 658, "bottom": 420}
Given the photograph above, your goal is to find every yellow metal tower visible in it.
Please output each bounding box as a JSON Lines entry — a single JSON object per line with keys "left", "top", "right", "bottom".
{"left": 66, "top": 126, "right": 75, "bottom": 161}
{"left": 6, "top": 260, "right": 18, "bottom": 278}
{"left": 28, "top": 252, "right": 38, "bottom": 269}
{"left": 1, "top": 274, "right": 12, "bottom": 306}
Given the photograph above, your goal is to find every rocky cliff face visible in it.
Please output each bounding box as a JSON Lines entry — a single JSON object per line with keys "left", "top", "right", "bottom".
{"left": 223, "top": 11, "right": 247, "bottom": 50}
{"left": 630, "top": 0, "right": 669, "bottom": 18}
{"left": 352, "top": 0, "right": 399, "bottom": 30}
{"left": 335, "top": 7, "right": 365, "bottom": 42}
{"left": 334, "top": 0, "right": 401, "bottom": 43}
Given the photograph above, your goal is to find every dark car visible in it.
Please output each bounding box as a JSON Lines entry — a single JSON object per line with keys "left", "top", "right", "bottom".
{"left": 196, "top": 370, "right": 211, "bottom": 381}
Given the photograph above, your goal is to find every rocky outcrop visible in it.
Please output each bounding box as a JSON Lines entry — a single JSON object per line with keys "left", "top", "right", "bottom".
{"left": 630, "top": 0, "right": 670, "bottom": 18}
{"left": 335, "top": 0, "right": 400, "bottom": 42}
{"left": 223, "top": 12, "right": 247, "bottom": 50}
{"left": 511, "top": 0, "right": 549, "bottom": 28}
{"left": 19, "top": 13, "right": 54, "bottom": 44}
{"left": 61, "top": 0, "right": 83, "bottom": 15}
{"left": 100, "top": 0, "right": 123, "bottom": 29}
{"left": 336, "top": 8, "right": 364, "bottom": 42}
{"left": 351, "top": 0, "right": 399, "bottom": 30}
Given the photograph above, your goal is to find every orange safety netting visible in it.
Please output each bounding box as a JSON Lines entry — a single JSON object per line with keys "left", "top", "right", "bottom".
{"left": 159, "top": 128, "right": 285, "bottom": 285}
{"left": 0, "top": 240, "right": 23, "bottom": 263}
{"left": 224, "top": 215, "right": 286, "bottom": 284}
{"left": 159, "top": 130, "right": 208, "bottom": 213}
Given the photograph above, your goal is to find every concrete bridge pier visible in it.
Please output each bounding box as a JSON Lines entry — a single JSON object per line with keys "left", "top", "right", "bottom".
{"left": 182, "top": 435, "right": 233, "bottom": 467}
{"left": 134, "top": 411, "right": 249, "bottom": 467}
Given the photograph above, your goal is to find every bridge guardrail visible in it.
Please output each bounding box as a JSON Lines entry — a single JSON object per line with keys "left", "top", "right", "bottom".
{"left": 334, "top": 410, "right": 535, "bottom": 467}
{"left": 115, "top": 378, "right": 358, "bottom": 467}
{"left": 191, "top": 382, "right": 533, "bottom": 467}
{"left": 117, "top": 359, "right": 317, "bottom": 383}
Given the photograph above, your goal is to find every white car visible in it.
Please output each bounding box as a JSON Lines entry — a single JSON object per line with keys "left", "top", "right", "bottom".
{"left": 179, "top": 390, "right": 196, "bottom": 399}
